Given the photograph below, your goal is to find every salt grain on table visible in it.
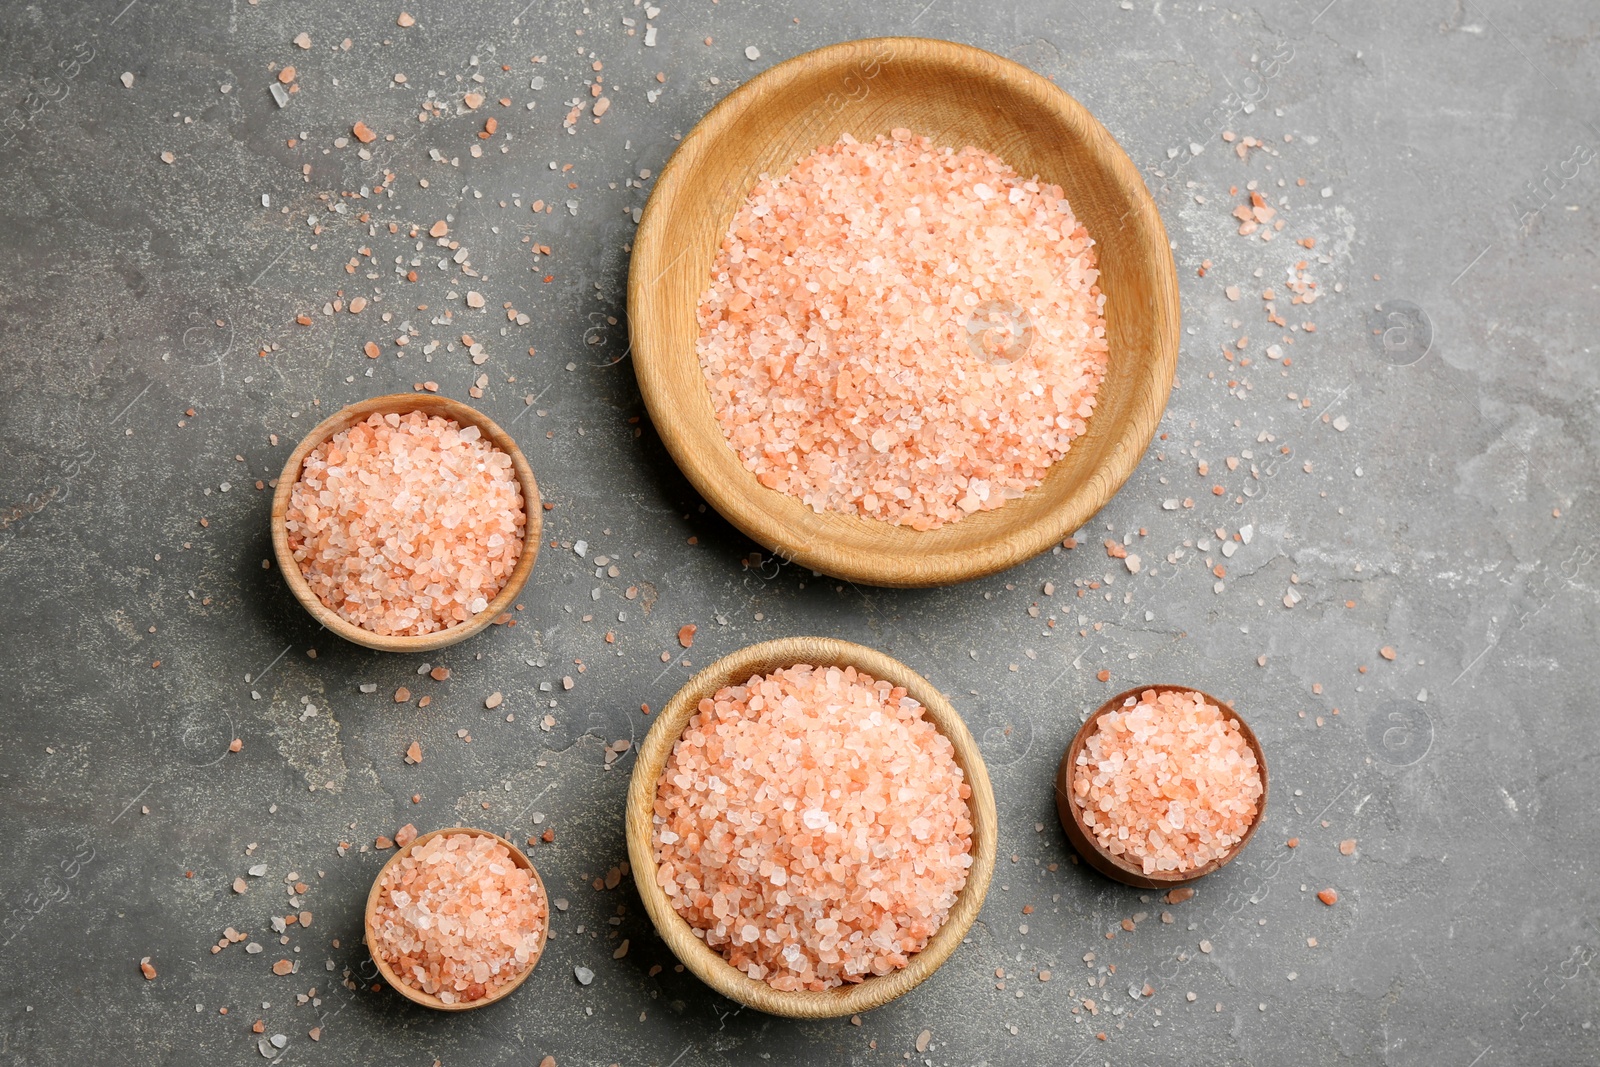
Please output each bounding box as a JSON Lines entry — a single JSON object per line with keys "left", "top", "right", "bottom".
{"left": 652, "top": 664, "right": 974, "bottom": 990}
{"left": 696, "top": 131, "right": 1108, "bottom": 529}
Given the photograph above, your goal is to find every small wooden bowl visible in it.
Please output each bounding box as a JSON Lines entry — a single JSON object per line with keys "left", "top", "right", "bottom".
{"left": 270, "top": 393, "right": 541, "bottom": 652}
{"left": 628, "top": 37, "right": 1178, "bottom": 587}
{"left": 625, "top": 637, "right": 997, "bottom": 1018}
{"left": 363, "top": 827, "right": 549, "bottom": 1011}
{"left": 1055, "top": 685, "right": 1267, "bottom": 889}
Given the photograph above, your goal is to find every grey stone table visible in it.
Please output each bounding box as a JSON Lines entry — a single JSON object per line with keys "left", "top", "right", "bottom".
{"left": 1, "top": 0, "right": 1595, "bottom": 1064}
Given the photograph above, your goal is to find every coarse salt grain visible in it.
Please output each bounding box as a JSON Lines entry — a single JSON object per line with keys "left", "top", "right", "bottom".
{"left": 696, "top": 132, "right": 1108, "bottom": 529}
{"left": 284, "top": 412, "right": 525, "bottom": 636}
{"left": 1071, "top": 690, "right": 1263, "bottom": 875}
{"left": 369, "top": 832, "right": 545, "bottom": 1005}
{"left": 652, "top": 664, "right": 974, "bottom": 991}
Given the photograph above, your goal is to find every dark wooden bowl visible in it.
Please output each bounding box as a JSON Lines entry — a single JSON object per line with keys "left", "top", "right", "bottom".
{"left": 1054, "top": 684, "right": 1267, "bottom": 888}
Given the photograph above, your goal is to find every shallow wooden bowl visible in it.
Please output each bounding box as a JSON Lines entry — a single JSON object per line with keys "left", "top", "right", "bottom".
{"left": 270, "top": 393, "right": 541, "bottom": 652}
{"left": 363, "top": 826, "right": 549, "bottom": 1011}
{"left": 628, "top": 37, "right": 1178, "bottom": 587}
{"left": 1055, "top": 685, "right": 1268, "bottom": 889}
{"left": 625, "top": 636, "right": 997, "bottom": 1018}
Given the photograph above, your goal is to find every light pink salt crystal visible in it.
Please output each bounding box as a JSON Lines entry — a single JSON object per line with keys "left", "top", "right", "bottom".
{"left": 370, "top": 832, "right": 546, "bottom": 1004}
{"left": 695, "top": 133, "right": 1108, "bottom": 529}
{"left": 652, "top": 664, "right": 974, "bottom": 991}
{"left": 1071, "top": 690, "right": 1263, "bottom": 875}
{"left": 283, "top": 412, "right": 526, "bottom": 637}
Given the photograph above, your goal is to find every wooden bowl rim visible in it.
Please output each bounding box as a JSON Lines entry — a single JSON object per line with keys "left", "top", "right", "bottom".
{"left": 627, "top": 35, "right": 1178, "bottom": 587}
{"left": 362, "top": 826, "right": 549, "bottom": 1012}
{"left": 269, "top": 393, "right": 542, "bottom": 653}
{"left": 625, "top": 636, "right": 998, "bottom": 1018}
{"left": 1054, "top": 684, "right": 1268, "bottom": 888}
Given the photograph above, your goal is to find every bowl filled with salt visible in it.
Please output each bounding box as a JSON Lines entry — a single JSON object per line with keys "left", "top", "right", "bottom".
{"left": 364, "top": 826, "right": 549, "bottom": 1011}
{"left": 629, "top": 37, "right": 1178, "bottom": 587}
{"left": 1055, "top": 685, "right": 1267, "bottom": 888}
{"left": 626, "top": 637, "right": 997, "bottom": 1017}
{"left": 270, "top": 394, "right": 541, "bottom": 652}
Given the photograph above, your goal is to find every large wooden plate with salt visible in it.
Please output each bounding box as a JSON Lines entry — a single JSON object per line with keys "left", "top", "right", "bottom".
{"left": 628, "top": 37, "right": 1178, "bottom": 586}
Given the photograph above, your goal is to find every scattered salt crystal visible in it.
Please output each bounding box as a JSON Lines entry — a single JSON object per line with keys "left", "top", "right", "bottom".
{"left": 574, "top": 965, "right": 594, "bottom": 986}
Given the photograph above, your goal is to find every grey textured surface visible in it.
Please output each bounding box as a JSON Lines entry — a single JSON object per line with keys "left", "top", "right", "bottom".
{"left": 1, "top": 0, "right": 1596, "bottom": 1064}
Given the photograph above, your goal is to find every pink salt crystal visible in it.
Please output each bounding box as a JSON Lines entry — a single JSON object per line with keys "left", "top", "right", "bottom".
{"left": 696, "top": 133, "right": 1108, "bottom": 529}
{"left": 1071, "top": 689, "right": 1263, "bottom": 875}
{"left": 652, "top": 664, "right": 974, "bottom": 991}
{"left": 370, "top": 832, "right": 546, "bottom": 1004}
{"left": 283, "top": 412, "right": 526, "bottom": 636}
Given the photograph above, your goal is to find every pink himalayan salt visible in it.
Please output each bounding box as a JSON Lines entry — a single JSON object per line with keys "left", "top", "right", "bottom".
{"left": 284, "top": 411, "right": 525, "bottom": 636}
{"left": 370, "top": 832, "right": 546, "bottom": 1005}
{"left": 652, "top": 664, "right": 974, "bottom": 991}
{"left": 1072, "top": 690, "right": 1263, "bottom": 875}
{"left": 696, "top": 129, "right": 1109, "bottom": 530}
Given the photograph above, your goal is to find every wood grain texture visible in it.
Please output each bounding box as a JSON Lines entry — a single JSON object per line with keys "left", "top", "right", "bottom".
{"left": 362, "top": 826, "right": 549, "bottom": 1012}
{"left": 269, "top": 393, "right": 542, "bottom": 653}
{"left": 628, "top": 37, "right": 1179, "bottom": 588}
{"left": 1054, "top": 684, "right": 1268, "bottom": 889}
{"left": 624, "top": 637, "right": 997, "bottom": 1018}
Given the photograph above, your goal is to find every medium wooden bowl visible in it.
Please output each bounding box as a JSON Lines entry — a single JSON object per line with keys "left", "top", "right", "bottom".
{"left": 1055, "top": 685, "right": 1267, "bottom": 889}
{"left": 363, "top": 827, "right": 549, "bottom": 1011}
{"left": 628, "top": 37, "right": 1178, "bottom": 587}
{"left": 625, "top": 637, "right": 997, "bottom": 1018}
{"left": 270, "top": 393, "right": 541, "bottom": 652}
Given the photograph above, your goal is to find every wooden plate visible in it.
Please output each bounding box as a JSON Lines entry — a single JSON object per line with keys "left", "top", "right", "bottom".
{"left": 625, "top": 637, "right": 997, "bottom": 1017}
{"left": 628, "top": 37, "right": 1178, "bottom": 587}
{"left": 270, "top": 393, "right": 541, "bottom": 652}
{"left": 1055, "top": 684, "right": 1267, "bottom": 888}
